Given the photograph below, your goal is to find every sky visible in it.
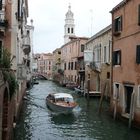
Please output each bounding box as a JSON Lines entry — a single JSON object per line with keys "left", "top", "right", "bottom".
{"left": 28, "top": 0, "right": 122, "bottom": 54}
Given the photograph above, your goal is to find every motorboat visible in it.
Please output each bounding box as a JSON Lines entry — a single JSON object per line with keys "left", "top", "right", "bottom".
{"left": 46, "top": 93, "right": 77, "bottom": 113}
{"left": 74, "top": 86, "right": 84, "bottom": 96}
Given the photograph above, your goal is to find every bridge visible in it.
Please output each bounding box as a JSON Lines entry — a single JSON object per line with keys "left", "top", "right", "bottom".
{"left": 32, "top": 72, "right": 48, "bottom": 80}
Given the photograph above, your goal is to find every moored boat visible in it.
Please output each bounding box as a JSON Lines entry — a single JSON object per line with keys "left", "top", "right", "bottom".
{"left": 46, "top": 93, "right": 77, "bottom": 113}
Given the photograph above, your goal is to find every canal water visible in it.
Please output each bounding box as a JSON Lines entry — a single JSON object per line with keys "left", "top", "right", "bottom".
{"left": 14, "top": 80, "right": 140, "bottom": 140}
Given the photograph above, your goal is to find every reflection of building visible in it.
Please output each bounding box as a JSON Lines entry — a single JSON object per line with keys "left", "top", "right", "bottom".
{"left": 84, "top": 25, "right": 112, "bottom": 97}
{"left": 37, "top": 53, "right": 53, "bottom": 79}
{"left": 111, "top": 0, "right": 140, "bottom": 126}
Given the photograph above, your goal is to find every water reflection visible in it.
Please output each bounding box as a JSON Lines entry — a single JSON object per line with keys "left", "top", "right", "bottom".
{"left": 50, "top": 113, "right": 76, "bottom": 125}
{"left": 14, "top": 80, "right": 140, "bottom": 140}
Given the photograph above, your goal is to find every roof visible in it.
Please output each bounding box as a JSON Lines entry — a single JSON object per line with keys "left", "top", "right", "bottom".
{"left": 110, "top": 0, "right": 131, "bottom": 13}
{"left": 61, "top": 36, "right": 89, "bottom": 48}
{"left": 53, "top": 93, "right": 73, "bottom": 99}
{"left": 86, "top": 24, "right": 111, "bottom": 45}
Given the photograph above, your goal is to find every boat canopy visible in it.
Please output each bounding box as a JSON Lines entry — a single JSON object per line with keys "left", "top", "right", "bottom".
{"left": 53, "top": 93, "right": 73, "bottom": 99}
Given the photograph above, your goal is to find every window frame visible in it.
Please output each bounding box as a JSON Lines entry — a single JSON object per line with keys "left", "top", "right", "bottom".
{"left": 114, "top": 16, "right": 122, "bottom": 34}
{"left": 113, "top": 50, "right": 121, "bottom": 66}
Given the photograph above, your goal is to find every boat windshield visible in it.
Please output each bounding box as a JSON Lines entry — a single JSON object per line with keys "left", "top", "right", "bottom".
{"left": 64, "top": 97, "right": 74, "bottom": 102}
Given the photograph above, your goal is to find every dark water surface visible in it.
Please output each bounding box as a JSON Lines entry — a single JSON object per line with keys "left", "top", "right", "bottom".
{"left": 14, "top": 80, "right": 140, "bottom": 140}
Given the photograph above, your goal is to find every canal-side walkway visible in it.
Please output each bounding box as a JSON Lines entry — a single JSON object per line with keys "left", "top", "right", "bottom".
{"left": 14, "top": 80, "right": 140, "bottom": 140}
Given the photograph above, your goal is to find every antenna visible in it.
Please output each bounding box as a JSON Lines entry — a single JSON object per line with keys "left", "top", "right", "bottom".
{"left": 90, "top": 9, "right": 93, "bottom": 36}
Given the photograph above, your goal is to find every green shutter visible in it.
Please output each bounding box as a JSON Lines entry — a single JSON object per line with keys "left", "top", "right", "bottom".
{"left": 138, "top": 5, "right": 140, "bottom": 26}
{"left": 112, "top": 51, "right": 116, "bottom": 65}
{"left": 136, "top": 45, "right": 140, "bottom": 64}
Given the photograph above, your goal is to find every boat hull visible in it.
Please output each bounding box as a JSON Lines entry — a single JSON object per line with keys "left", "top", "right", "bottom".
{"left": 46, "top": 98, "right": 75, "bottom": 113}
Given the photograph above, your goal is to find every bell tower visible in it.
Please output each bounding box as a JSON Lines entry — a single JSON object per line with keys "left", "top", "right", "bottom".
{"left": 64, "top": 4, "right": 75, "bottom": 44}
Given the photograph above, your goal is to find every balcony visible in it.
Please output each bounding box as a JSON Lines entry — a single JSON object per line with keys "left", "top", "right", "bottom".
{"left": 0, "top": 19, "right": 8, "bottom": 28}
{"left": 90, "top": 62, "right": 101, "bottom": 73}
{"left": 22, "top": 36, "right": 31, "bottom": 55}
{"left": 0, "top": 11, "right": 8, "bottom": 29}
{"left": 0, "top": 29, "right": 5, "bottom": 37}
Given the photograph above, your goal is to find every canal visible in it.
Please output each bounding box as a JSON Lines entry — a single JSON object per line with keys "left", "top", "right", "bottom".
{"left": 14, "top": 80, "right": 140, "bottom": 140}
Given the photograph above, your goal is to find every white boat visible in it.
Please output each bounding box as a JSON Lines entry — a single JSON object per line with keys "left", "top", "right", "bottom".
{"left": 46, "top": 93, "right": 77, "bottom": 113}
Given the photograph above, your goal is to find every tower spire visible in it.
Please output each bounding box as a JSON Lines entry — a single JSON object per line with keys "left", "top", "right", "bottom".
{"left": 64, "top": 4, "right": 75, "bottom": 44}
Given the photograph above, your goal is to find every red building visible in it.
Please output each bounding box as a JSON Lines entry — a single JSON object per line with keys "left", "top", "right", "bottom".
{"left": 111, "top": 0, "right": 140, "bottom": 127}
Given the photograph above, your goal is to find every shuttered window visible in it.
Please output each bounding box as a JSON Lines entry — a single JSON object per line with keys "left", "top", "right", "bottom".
{"left": 113, "top": 50, "right": 121, "bottom": 65}
{"left": 64, "top": 63, "right": 66, "bottom": 70}
{"left": 0, "top": 41, "right": 2, "bottom": 61}
{"left": 81, "top": 44, "right": 84, "bottom": 52}
{"left": 136, "top": 45, "right": 140, "bottom": 64}
{"left": 114, "top": 16, "right": 122, "bottom": 32}
{"left": 0, "top": 0, "right": 2, "bottom": 10}
{"left": 138, "top": 4, "right": 140, "bottom": 26}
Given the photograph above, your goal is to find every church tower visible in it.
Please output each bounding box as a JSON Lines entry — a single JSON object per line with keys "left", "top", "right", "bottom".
{"left": 64, "top": 4, "right": 75, "bottom": 44}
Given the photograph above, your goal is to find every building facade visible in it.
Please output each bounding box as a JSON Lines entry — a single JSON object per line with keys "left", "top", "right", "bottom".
{"left": 37, "top": 53, "right": 53, "bottom": 79}
{"left": 52, "top": 48, "right": 62, "bottom": 82}
{"left": 111, "top": 0, "right": 140, "bottom": 126}
{"left": 85, "top": 25, "right": 112, "bottom": 97}
{"left": 61, "top": 37, "right": 88, "bottom": 86}
{"left": 0, "top": 0, "right": 33, "bottom": 139}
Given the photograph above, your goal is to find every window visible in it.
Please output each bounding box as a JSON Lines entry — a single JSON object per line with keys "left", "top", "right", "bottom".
{"left": 68, "top": 62, "right": 70, "bottom": 70}
{"left": 75, "top": 62, "right": 77, "bottom": 70}
{"left": 64, "top": 63, "right": 66, "bottom": 70}
{"left": 0, "top": 0, "right": 2, "bottom": 10}
{"left": 71, "top": 62, "right": 73, "bottom": 70}
{"left": 107, "top": 72, "right": 110, "bottom": 79}
{"left": 138, "top": 4, "right": 140, "bottom": 26}
{"left": 81, "top": 44, "right": 84, "bottom": 52}
{"left": 71, "top": 28, "right": 73, "bottom": 33}
{"left": 113, "top": 50, "right": 121, "bottom": 65}
{"left": 136, "top": 45, "right": 140, "bottom": 64}
{"left": 58, "top": 51, "right": 61, "bottom": 54}
{"left": 0, "top": 41, "right": 2, "bottom": 61}
{"left": 68, "top": 28, "right": 70, "bottom": 33}
{"left": 114, "top": 16, "right": 122, "bottom": 33}
{"left": 104, "top": 46, "right": 107, "bottom": 63}
{"left": 104, "top": 45, "right": 110, "bottom": 64}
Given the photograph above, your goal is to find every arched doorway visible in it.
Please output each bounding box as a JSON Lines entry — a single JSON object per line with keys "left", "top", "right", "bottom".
{"left": 2, "top": 88, "right": 9, "bottom": 140}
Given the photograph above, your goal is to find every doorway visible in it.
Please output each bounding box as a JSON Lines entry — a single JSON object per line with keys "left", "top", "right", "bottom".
{"left": 124, "top": 86, "right": 133, "bottom": 114}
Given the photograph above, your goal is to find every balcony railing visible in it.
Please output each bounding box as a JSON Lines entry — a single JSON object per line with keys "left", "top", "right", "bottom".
{"left": 22, "top": 36, "right": 31, "bottom": 55}
{"left": 90, "top": 62, "right": 101, "bottom": 72}
{"left": 0, "top": 11, "right": 8, "bottom": 28}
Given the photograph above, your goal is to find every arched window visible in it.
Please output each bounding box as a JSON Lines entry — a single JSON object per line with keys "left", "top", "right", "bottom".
{"left": 71, "top": 28, "right": 73, "bottom": 33}
{"left": 68, "top": 28, "right": 70, "bottom": 33}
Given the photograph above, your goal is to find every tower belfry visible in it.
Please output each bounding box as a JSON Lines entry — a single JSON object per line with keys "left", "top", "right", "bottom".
{"left": 64, "top": 4, "right": 75, "bottom": 44}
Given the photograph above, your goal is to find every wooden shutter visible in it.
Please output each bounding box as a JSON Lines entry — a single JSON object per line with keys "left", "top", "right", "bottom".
{"left": 0, "top": 0, "right": 2, "bottom": 10}
{"left": 118, "top": 50, "right": 121, "bottom": 65}
{"left": 112, "top": 51, "right": 116, "bottom": 65}
{"left": 136, "top": 45, "right": 140, "bottom": 64}
{"left": 138, "top": 5, "right": 140, "bottom": 26}
{"left": 120, "top": 16, "right": 123, "bottom": 31}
